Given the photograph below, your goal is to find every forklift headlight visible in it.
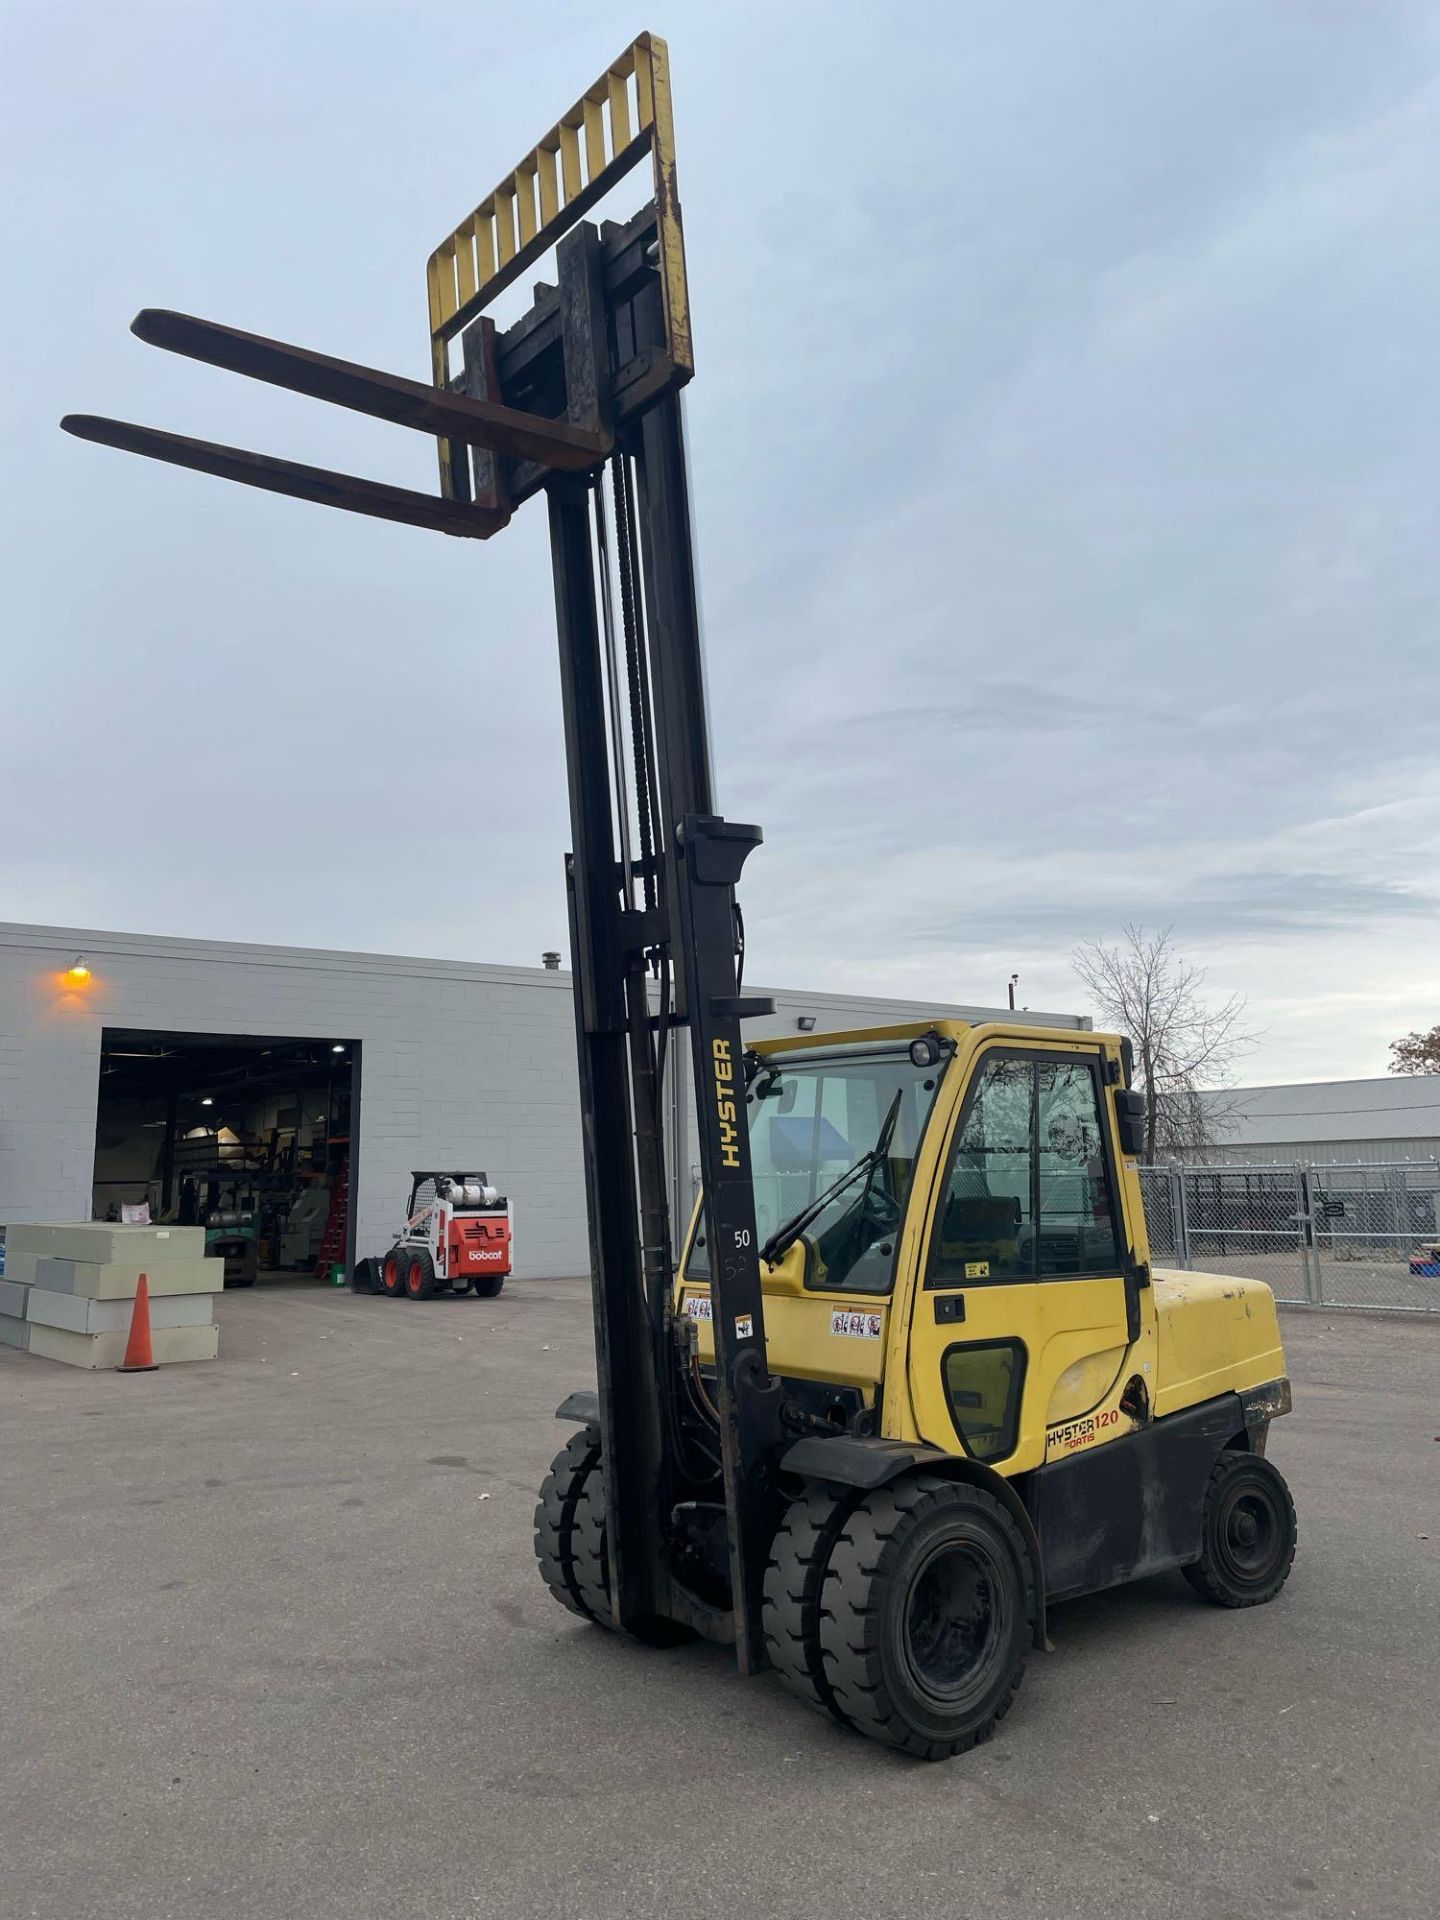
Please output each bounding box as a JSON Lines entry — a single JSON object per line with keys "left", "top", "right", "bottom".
{"left": 909, "top": 1035, "right": 942, "bottom": 1069}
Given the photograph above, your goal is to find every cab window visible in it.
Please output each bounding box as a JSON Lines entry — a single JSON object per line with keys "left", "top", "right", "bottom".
{"left": 685, "top": 1046, "right": 944, "bottom": 1295}
{"left": 943, "top": 1340, "right": 1026, "bottom": 1462}
{"left": 932, "top": 1058, "right": 1034, "bottom": 1281}
{"left": 930, "top": 1054, "right": 1121, "bottom": 1284}
{"left": 1036, "top": 1061, "right": 1120, "bottom": 1276}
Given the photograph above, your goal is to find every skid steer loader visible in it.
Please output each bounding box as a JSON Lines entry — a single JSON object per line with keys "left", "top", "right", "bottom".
{"left": 64, "top": 30, "right": 1295, "bottom": 1760}
{"left": 373, "top": 1171, "right": 512, "bottom": 1300}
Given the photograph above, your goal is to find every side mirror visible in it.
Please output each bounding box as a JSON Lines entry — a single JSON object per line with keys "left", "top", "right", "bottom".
{"left": 1114, "top": 1089, "right": 1147, "bottom": 1158}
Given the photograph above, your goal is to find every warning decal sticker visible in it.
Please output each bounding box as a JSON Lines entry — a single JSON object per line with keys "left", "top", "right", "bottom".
{"left": 829, "top": 1309, "right": 883, "bottom": 1340}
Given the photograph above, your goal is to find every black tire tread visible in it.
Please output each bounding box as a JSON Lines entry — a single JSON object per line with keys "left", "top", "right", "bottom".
{"left": 569, "top": 1469, "right": 616, "bottom": 1628}
{"left": 532, "top": 1427, "right": 603, "bottom": 1621}
{"left": 1182, "top": 1450, "right": 1297, "bottom": 1609}
{"left": 544, "top": 1457, "right": 694, "bottom": 1645}
{"left": 763, "top": 1483, "right": 861, "bottom": 1724}
{"left": 818, "top": 1472, "right": 1035, "bottom": 1761}
{"left": 472, "top": 1274, "right": 505, "bottom": 1298}
{"left": 403, "top": 1247, "right": 436, "bottom": 1300}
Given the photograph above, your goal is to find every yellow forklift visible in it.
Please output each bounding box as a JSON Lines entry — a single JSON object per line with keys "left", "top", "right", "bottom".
{"left": 64, "top": 31, "right": 1295, "bottom": 1760}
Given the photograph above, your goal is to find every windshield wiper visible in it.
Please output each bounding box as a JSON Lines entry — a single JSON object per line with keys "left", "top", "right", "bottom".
{"left": 759, "top": 1090, "right": 902, "bottom": 1268}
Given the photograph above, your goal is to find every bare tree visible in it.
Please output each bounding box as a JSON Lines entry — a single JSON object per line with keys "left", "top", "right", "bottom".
{"left": 1071, "top": 926, "right": 1255, "bottom": 1163}
{"left": 1389, "top": 1024, "right": 1440, "bottom": 1075}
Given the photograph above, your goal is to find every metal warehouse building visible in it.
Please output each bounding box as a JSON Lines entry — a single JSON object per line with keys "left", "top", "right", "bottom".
{"left": 1194, "top": 1077, "right": 1440, "bottom": 1167}
{"left": 0, "top": 920, "right": 1087, "bottom": 1285}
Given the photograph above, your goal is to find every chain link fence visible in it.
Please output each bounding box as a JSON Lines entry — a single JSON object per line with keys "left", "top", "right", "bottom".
{"left": 1137, "top": 1161, "right": 1440, "bottom": 1312}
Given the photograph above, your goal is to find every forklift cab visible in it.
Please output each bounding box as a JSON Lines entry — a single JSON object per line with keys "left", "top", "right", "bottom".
{"left": 676, "top": 1018, "right": 1147, "bottom": 1470}
{"left": 677, "top": 1018, "right": 1284, "bottom": 1486}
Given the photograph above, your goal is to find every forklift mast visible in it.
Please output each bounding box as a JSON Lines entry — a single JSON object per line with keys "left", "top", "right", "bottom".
{"left": 62, "top": 34, "right": 778, "bottom": 1667}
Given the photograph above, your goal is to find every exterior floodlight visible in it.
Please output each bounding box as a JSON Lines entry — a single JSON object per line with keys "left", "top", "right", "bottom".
{"left": 909, "top": 1034, "right": 943, "bottom": 1069}
{"left": 67, "top": 957, "right": 91, "bottom": 983}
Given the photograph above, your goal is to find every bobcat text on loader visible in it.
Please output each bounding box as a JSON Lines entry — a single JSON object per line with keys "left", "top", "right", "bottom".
{"left": 63, "top": 29, "right": 1297, "bottom": 1760}
{"left": 375, "top": 1172, "right": 512, "bottom": 1301}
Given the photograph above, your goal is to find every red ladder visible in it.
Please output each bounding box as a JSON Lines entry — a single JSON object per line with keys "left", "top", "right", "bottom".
{"left": 314, "top": 1162, "right": 350, "bottom": 1277}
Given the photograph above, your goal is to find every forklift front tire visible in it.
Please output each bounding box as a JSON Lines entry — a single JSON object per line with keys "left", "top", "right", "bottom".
{"left": 534, "top": 1427, "right": 604, "bottom": 1621}
{"left": 764, "top": 1482, "right": 863, "bottom": 1726}
{"left": 567, "top": 1457, "right": 615, "bottom": 1626}
{"left": 403, "top": 1249, "right": 436, "bottom": 1300}
{"left": 819, "top": 1473, "right": 1035, "bottom": 1762}
{"left": 379, "top": 1249, "right": 405, "bottom": 1298}
{"left": 1182, "top": 1451, "right": 1297, "bottom": 1608}
{"left": 567, "top": 1466, "right": 695, "bottom": 1646}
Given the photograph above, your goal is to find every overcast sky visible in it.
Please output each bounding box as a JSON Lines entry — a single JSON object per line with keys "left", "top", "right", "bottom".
{"left": 3, "top": 1, "right": 1436, "bottom": 1084}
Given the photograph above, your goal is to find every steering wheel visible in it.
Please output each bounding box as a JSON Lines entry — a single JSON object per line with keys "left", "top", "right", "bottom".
{"left": 858, "top": 1180, "right": 902, "bottom": 1235}
{"left": 811, "top": 1174, "right": 902, "bottom": 1288}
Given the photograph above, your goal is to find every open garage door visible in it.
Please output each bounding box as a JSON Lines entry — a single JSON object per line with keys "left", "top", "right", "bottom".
{"left": 93, "top": 1030, "right": 358, "bottom": 1288}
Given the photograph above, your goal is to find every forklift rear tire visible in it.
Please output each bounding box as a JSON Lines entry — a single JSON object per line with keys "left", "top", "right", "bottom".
{"left": 1182, "top": 1451, "right": 1297, "bottom": 1608}
{"left": 535, "top": 1427, "right": 604, "bottom": 1620}
{"left": 819, "top": 1473, "right": 1034, "bottom": 1761}
{"left": 379, "top": 1249, "right": 406, "bottom": 1298}
{"left": 764, "top": 1482, "right": 863, "bottom": 1725}
{"left": 403, "top": 1249, "right": 436, "bottom": 1300}
{"left": 472, "top": 1274, "right": 505, "bottom": 1298}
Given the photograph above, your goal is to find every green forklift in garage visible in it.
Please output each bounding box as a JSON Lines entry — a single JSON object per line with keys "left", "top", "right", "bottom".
{"left": 64, "top": 30, "right": 1296, "bottom": 1759}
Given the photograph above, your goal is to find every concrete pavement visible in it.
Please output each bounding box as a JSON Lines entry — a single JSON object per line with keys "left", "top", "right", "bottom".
{"left": 2, "top": 1280, "right": 1436, "bottom": 1920}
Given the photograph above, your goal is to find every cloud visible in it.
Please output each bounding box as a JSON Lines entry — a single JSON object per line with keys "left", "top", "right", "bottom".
{"left": 2, "top": 0, "right": 1436, "bottom": 1083}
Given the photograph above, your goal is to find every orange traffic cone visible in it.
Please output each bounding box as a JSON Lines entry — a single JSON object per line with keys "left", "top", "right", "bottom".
{"left": 119, "top": 1273, "right": 159, "bottom": 1373}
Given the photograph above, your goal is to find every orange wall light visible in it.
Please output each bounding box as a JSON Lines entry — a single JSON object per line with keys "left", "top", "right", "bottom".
{"left": 62, "top": 956, "right": 93, "bottom": 987}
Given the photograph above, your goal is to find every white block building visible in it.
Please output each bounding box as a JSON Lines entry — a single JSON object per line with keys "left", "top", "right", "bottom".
{"left": 0, "top": 921, "right": 1088, "bottom": 1282}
